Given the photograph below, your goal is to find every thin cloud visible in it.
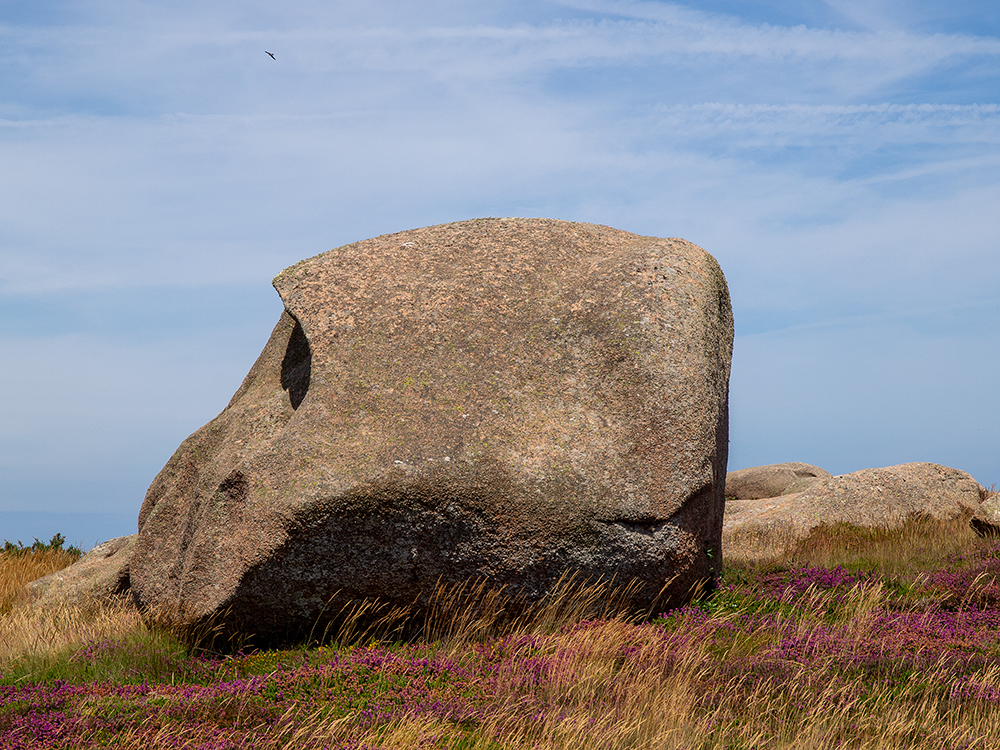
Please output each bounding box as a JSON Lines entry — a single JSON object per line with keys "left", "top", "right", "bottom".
{"left": 1, "top": 2, "right": 998, "bottom": 514}
{"left": 648, "top": 102, "right": 1000, "bottom": 136}
{"left": 737, "top": 297, "right": 1000, "bottom": 340}
{"left": 3, "top": 5, "right": 999, "bottom": 117}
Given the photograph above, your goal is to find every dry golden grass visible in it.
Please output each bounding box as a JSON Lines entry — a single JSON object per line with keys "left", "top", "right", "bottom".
{"left": 0, "top": 547, "right": 79, "bottom": 608}
{"left": 787, "top": 511, "right": 980, "bottom": 572}
{"left": 8, "top": 511, "right": 1000, "bottom": 749}
{"left": 726, "top": 509, "right": 983, "bottom": 577}
{"left": 52, "top": 604, "right": 1000, "bottom": 750}
{"left": 298, "top": 570, "right": 655, "bottom": 655}
{"left": 723, "top": 519, "right": 802, "bottom": 564}
{"left": 6, "top": 568, "right": 1000, "bottom": 748}
{"left": 0, "top": 546, "right": 144, "bottom": 675}
{"left": 725, "top": 483, "right": 998, "bottom": 571}
{"left": 421, "top": 570, "right": 651, "bottom": 648}
{"left": 462, "top": 605, "right": 1000, "bottom": 750}
{"left": 0, "top": 592, "right": 142, "bottom": 668}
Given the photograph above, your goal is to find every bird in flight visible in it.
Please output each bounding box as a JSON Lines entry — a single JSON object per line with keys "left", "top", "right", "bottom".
{"left": 265, "top": 51, "right": 276, "bottom": 60}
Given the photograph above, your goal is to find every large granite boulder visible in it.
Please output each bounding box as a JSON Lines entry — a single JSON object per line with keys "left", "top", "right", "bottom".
{"left": 131, "top": 218, "right": 734, "bottom": 646}
{"left": 724, "top": 462, "right": 983, "bottom": 562}
{"left": 726, "top": 462, "right": 831, "bottom": 500}
{"left": 25, "top": 534, "right": 135, "bottom": 609}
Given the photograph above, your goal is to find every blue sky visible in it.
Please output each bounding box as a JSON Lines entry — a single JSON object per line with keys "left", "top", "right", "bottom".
{"left": 1, "top": 0, "right": 998, "bottom": 549}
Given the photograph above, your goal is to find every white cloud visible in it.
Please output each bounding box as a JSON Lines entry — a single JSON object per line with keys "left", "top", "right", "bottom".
{"left": 1, "top": 1, "right": 998, "bottom": 514}
{"left": 3, "top": 1, "right": 999, "bottom": 120}
{"left": 3, "top": 97, "right": 997, "bottom": 289}
{"left": 820, "top": 0, "right": 910, "bottom": 32}
{"left": 645, "top": 103, "right": 1000, "bottom": 148}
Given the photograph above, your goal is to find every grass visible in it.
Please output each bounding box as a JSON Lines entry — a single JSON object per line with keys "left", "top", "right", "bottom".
{"left": 4, "top": 507, "right": 1000, "bottom": 748}
{"left": 0, "top": 535, "right": 81, "bottom": 614}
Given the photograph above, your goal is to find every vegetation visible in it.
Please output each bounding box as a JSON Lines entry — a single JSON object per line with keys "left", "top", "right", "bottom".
{"left": 4, "top": 508, "right": 1000, "bottom": 748}
{"left": 0, "top": 535, "right": 81, "bottom": 615}
{"left": 3, "top": 533, "right": 82, "bottom": 557}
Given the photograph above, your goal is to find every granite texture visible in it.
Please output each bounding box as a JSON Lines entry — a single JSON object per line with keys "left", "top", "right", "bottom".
{"left": 130, "top": 218, "right": 734, "bottom": 646}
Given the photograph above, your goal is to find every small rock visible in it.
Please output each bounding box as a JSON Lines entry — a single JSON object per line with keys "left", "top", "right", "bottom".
{"left": 26, "top": 534, "right": 136, "bottom": 608}
{"left": 725, "top": 462, "right": 831, "bottom": 500}
{"left": 972, "top": 494, "right": 1000, "bottom": 537}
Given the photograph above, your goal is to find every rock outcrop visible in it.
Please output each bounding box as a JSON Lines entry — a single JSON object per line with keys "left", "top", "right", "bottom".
{"left": 726, "top": 462, "right": 831, "bottom": 500}
{"left": 972, "top": 490, "right": 1000, "bottom": 537}
{"left": 26, "top": 534, "right": 135, "bottom": 608}
{"left": 724, "top": 462, "right": 983, "bottom": 562}
{"left": 130, "top": 218, "right": 734, "bottom": 646}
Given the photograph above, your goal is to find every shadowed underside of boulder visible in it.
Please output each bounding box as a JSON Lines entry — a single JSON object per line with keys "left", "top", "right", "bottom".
{"left": 130, "top": 218, "right": 734, "bottom": 646}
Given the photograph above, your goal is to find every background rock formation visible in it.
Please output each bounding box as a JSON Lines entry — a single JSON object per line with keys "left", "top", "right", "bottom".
{"left": 26, "top": 534, "right": 134, "bottom": 609}
{"left": 972, "top": 489, "right": 1000, "bottom": 537}
{"left": 724, "top": 462, "right": 983, "bottom": 562}
{"left": 726, "top": 462, "right": 831, "bottom": 501}
{"left": 130, "top": 218, "right": 734, "bottom": 646}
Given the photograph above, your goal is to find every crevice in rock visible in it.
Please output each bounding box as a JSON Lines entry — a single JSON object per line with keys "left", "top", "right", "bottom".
{"left": 599, "top": 482, "right": 717, "bottom": 538}
{"left": 597, "top": 517, "right": 668, "bottom": 537}
{"left": 280, "top": 317, "right": 312, "bottom": 409}
{"left": 218, "top": 470, "right": 248, "bottom": 503}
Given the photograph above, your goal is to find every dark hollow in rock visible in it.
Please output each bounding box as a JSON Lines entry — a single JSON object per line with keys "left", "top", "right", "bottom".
{"left": 280, "top": 319, "right": 311, "bottom": 409}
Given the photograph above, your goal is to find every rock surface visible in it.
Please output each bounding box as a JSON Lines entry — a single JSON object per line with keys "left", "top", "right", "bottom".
{"left": 972, "top": 491, "right": 1000, "bottom": 537}
{"left": 725, "top": 462, "right": 831, "bottom": 500}
{"left": 723, "top": 463, "right": 983, "bottom": 562}
{"left": 130, "top": 218, "right": 734, "bottom": 646}
{"left": 26, "top": 534, "right": 135, "bottom": 608}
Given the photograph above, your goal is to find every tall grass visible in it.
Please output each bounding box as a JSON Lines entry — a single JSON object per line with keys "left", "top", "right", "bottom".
{"left": 0, "top": 547, "right": 79, "bottom": 611}
{"left": 726, "top": 508, "right": 983, "bottom": 576}
{"left": 5, "top": 512, "right": 1000, "bottom": 749}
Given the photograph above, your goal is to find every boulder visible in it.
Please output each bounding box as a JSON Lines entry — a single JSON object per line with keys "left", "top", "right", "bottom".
{"left": 972, "top": 490, "right": 1000, "bottom": 537}
{"left": 724, "top": 463, "right": 982, "bottom": 562}
{"left": 726, "top": 462, "right": 831, "bottom": 500}
{"left": 130, "top": 218, "right": 734, "bottom": 646}
{"left": 25, "top": 534, "right": 135, "bottom": 608}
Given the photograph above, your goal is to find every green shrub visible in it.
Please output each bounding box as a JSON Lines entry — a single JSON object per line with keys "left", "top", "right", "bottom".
{"left": 2, "top": 533, "right": 82, "bottom": 558}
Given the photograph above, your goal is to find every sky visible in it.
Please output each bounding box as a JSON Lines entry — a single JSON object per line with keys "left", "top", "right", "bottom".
{"left": 1, "top": 0, "right": 998, "bottom": 549}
